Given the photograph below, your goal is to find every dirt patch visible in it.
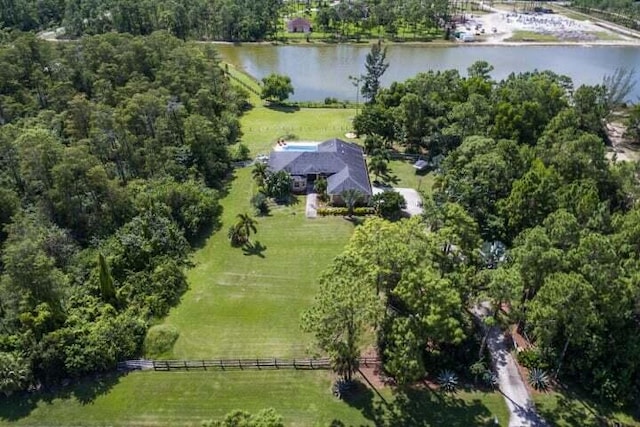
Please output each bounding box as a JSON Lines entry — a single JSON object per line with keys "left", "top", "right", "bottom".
{"left": 606, "top": 121, "right": 640, "bottom": 162}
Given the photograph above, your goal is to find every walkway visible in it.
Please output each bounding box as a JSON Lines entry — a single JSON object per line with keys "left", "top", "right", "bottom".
{"left": 306, "top": 192, "right": 318, "bottom": 218}
{"left": 473, "top": 304, "right": 548, "bottom": 427}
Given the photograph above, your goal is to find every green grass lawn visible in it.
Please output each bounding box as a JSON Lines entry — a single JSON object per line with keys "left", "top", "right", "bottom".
{"left": 0, "top": 370, "right": 510, "bottom": 426}
{"left": 240, "top": 106, "right": 357, "bottom": 154}
{"left": 534, "top": 391, "right": 640, "bottom": 426}
{"left": 505, "top": 30, "right": 559, "bottom": 42}
{"left": 384, "top": 160, "right": 435, "bottom": 192}
{"left": 163, "top": 166, "right": 354, "bottom": 359}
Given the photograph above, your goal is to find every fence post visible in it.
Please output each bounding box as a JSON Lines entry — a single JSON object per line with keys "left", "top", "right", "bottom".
{"left": 239, "top": 359, "right": 242, "bottom": 370}
{"left": 220, "top": 359, "right": 224, "bottom": 371}
{"left": 202, "top": 360, "right": 206, "bottom": 370}
{"left": 293, "top": 359, "right": 296, "bottom": 369}
{"left": 184, "top": 360, "right": 188, "bottom": 371}
{"left": 153, "top": 360, "right": 157, "bottom": 371}
{"left": 275, "top": 358, "right": 278, "bottom": 369}
{"left": 310, "top": 359, "right": 314, "bottom": 370}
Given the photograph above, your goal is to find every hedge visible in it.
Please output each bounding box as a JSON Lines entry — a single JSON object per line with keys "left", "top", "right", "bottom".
{"left": 317, "top": 207, "right": 376, "bottom": 216}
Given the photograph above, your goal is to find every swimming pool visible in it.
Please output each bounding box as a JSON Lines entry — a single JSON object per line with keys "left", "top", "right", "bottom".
{"left": 275, "top": 142, "right": 319, "bottom": 152}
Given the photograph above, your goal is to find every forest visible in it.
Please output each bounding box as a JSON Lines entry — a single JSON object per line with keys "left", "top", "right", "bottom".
{"left": 306, "top": 62, "right": 640, "bottom": 408}
{"left": 0, "top": 31, "right": 245, "bottom": 395}
{"left": 0, "top": 0, "right": 453, "bottom": 41}
{"left": 570, "top": 0, "right": 640, "bottom": 30}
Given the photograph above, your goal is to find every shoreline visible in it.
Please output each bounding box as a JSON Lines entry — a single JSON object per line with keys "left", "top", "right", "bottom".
{"left": 206, "top": 39, "right": 640, "bottom": 48}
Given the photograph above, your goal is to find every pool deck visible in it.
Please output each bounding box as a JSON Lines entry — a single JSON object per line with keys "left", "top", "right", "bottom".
{"left": 273, "top": 140, "right": 321, "bottom": 152}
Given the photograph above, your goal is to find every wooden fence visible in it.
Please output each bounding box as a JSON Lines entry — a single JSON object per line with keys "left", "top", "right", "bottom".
{"left": 117, "top": 357, "right": 380, "bottom": 372}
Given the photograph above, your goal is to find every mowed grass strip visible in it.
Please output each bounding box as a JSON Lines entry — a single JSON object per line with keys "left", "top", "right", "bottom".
{"left": 164, "top": 167, "right": 354, "bottom": 359}
{"left": 0, "top": 370, "right": 510, "bottom": 426}
{"left": 240, "top": 106, "right": 357, "bottom": 154}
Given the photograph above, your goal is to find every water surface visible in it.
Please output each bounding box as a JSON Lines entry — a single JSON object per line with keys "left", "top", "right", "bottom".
{"left": 216, "top": 44, "right": 640, "bottom": 101}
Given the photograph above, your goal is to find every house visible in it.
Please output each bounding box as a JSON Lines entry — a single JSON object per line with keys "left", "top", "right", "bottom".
{"left": 268, "top": 138, "right": 372, "bottom": 205}
{"left": 287, "top": 17, "right": 312, "bottom": 33}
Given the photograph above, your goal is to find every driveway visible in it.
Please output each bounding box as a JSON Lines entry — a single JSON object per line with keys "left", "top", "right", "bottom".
{"left": 473, "top": 304, "right": 548, "bottom": 427}
{"left": 372, "top": 187, "right": 424, "bottom": 216}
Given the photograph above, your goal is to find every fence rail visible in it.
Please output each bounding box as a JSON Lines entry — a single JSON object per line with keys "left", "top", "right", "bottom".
{"left": 117, "top": 357, "right": 380, "bottom": 372}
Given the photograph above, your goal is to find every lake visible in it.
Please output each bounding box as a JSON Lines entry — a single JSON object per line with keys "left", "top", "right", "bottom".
{"left": 216, "top": 44, "right": 640, "bottom": 102}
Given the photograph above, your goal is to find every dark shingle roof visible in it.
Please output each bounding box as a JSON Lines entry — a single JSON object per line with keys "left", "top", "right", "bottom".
{"left": 268, "top": 139, "right": 372, "bottom": 196}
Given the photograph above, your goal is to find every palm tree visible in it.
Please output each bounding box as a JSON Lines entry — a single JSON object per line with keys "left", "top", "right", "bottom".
{"left": 252, "top": 162, "right": 268, "bottom": 188}
{"left": 340, "top": 189, "right": 364, "bottom": 217}
{"left": 228, "top": 213, "right": 258, "bottom": 246}
{"left": 368, "top": 155, "right": 389, "bottom": 183}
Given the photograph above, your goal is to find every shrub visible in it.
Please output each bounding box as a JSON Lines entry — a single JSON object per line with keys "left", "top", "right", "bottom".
{"left": 231, "top": 143, "right": 251, "bottom": 161}
{"left": 517, "top": 348, "right": 548, "bottom": 370}
{"left": 144, "top": 324, "right": 180, "bottom": 358}
{"left": 317, "top": 207, "right": 375, "bottom": 216}
{"left": 332, "top": 379, "right": 355, "bottom": 399}
{"left": 251, "top": 193, "right": 270, "bottom": 216}
{"left": 527, "top": 368, "right": 550, "bottom": 391}
{"left": 437, "top": 370, "right": 459, "bottom": 393}
{"left": 482, "top": 371, "right": 499, "bottom": 388}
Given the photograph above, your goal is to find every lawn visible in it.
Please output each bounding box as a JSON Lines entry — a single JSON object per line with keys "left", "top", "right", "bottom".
{"left": 534, "top": 391, "right": 640, "bottom": 427}
{"left": 0, "top": 370, "right": 510, "bottom": 426}
{"left": 163, "top": 166, "right": 354, "bottom": 359}
{"left": 240, "top": 105, "right": 358, "bottom": 155}
{"left": 505, "top": 30, "right": 559, "bottom": 42}
{"left": 384, "top": 159, "right": 435, "bottom": 193}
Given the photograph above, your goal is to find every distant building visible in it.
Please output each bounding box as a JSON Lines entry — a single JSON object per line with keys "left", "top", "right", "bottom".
{"left": 287, "top": 17, "right": 312, "bottom": 33}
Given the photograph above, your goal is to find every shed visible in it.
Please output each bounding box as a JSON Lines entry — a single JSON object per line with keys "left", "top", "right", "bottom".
{"left": 287, "top": 17, "right": 312, "bottom": 33}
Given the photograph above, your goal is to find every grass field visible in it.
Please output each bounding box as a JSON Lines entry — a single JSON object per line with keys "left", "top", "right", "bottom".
{"left": 533, "top": 391, "right": 640, "bottom": 426}
{"left": 0, "top": 370, "right": 510, "bottom": 426}
{"left": 505, "top": 30, "right": 559, "bottom": 42}
{"left": 163, "top": 167, "right": 354, "bottom": 359}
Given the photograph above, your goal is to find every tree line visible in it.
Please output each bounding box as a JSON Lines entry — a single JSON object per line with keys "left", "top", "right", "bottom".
{"left": 0, "top": 31, "right": 245, "bottom": 396}
{"left": 306, "top": 62, "right": 640, "bottom": 408}
{"left": 570, "top": 0, "right": 640, "bottom": 30}
{"left": 0, "top": 0, "right": 460, "bottom": 42}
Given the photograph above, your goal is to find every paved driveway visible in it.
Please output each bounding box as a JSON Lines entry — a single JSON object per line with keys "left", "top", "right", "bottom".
{"left": 372, "top": 187, "right": 424, "bottom": 216}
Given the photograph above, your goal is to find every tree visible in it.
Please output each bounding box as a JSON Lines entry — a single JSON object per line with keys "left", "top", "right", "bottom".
{"left": 372, "top": 190, "right": 406, "bottom": 221}
{"left": 361, "top": 43, "right": 388, "bottom": 103}
{"left": 302, "top": 254, "right": 380, "bottom": 382}
{"left": 264, "top": 170, "right": 292, "bottom": 203}
{"left": 228, "top": 213, "right": 257, "bottom": 246}
{"left": 260, "top": 73, "right": 294, "bottom": 104}
{"left": 603, "top": 67, "right": 635, "bottom": 113}
{"left": 340, "top": 189, "right": 364, "bottom": 216}
{"left": 467, "top": 61, "right": 494, "bottom": 81}
{"left": 98, "top": 253, "right": 117, "bottom": 308}
{"left": 527, "top": 272, "right": 598, "bottom": 377}
{"left": 252, "top": 162, "right": 268, "bottom": 188}
{"left": 368, "top": 155, "right": 389, "bottom": 182}
{"left": 251, "top": 193, "right": 270, "bottom": 216}
{"left": 0, "top": 352, "right": 31, "bottom": 397}
{"left": 313, "top": 177, "right": 328, "bottom": 201}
